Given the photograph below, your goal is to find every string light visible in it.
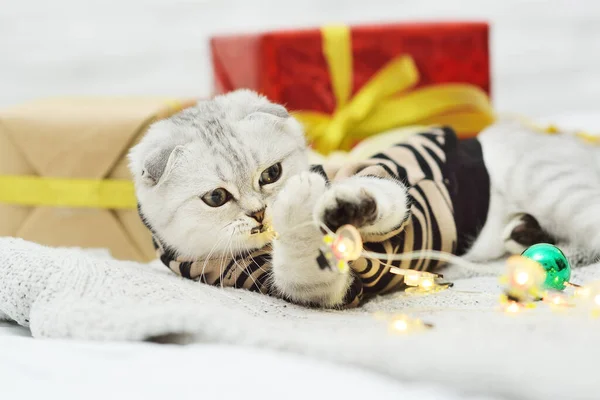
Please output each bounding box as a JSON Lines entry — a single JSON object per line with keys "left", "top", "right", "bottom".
{"left": 385, "top": 314, "right": 433, "bottom": 334}
{"left": 542, "top": 292, "right": 573, "bottom": 309}
{"left": 403, "top": 270, "right": 422, "bottom": 287}
{"left": 572, "top": 281, "right": 600, "bottom": 316}
{"left": 372, "top": 312, "right": 432, "bottom": 334}
{"left": 388, "top": 267, "right": 441, "bottom": 289}
{"left": 507, "top": 256, "right": 546, "bottom": 290}
{"left": 314, "top": 223, "right": 600, "bottom": 326}
{"left": 499, "top": 293, "right": 537, "bottom": 314}
{"left": 322, "top": 224, "right": 469, "bottom": 294}
{"left": 574, "top": 286, "right": 591, "bottom": 298}
{"left": 501, "top": 255, "right": 546, "bottom": 304}
{"left": 419, "top": 276, "right": 435, "bottom": 290}
{"left": 515, "top": 271, "right": 530, "bottom": 286}
{"left": 504, "top": 301, "right": 523, "bottom": 314}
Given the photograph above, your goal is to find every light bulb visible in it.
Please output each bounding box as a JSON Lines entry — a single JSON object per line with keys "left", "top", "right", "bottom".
{"left": 515, "top": 272, "right": 530, "bottom": 286}
{"left": 331, "top": 225, "right": 363, "bottom": 261}
{"left": 571, "top": 281, "right": 600, "bottom": 316}
{"left": 505, "top": 301, "right": 522, "bottom": 314}
{"left": 543, "top": 292, "right": 572, "bottom": 308}
{"left": 392, "top": 319, "right": 408, "bottom": 332}
{"left": 506, "top": 256, "right": 546, "bottom": 292}
{"left": 419, "top": 277, "right": 435, "bottom": 290}
{"left": 403, "top": 272, "right": 421, "bottom": 287}
{"left": 573, "top": 281, "right": 600, "bottom": 304}
{"left": 575, "top": 286, "right": 591, "bottom": 298}
{"left": 387, "top": 314, "right": 431, "bottom": 334}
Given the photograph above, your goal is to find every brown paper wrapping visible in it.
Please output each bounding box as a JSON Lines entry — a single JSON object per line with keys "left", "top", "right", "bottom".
{"left": 0, "top": 97, "right": 196, "bottom": 261}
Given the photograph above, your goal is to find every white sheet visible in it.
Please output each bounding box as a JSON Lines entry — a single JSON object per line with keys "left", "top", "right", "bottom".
{"left": 0, "top": 322, "right": 493, "bottom": 400}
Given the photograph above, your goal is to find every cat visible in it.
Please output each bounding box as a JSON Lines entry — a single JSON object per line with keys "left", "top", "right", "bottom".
{"left": 466, "top": 122, "right": 600, "bottom": 267}
{"left": 129, "top": 89, "right": 600, "bottom": 308}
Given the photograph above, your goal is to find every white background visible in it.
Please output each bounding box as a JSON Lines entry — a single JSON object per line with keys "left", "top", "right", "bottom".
{"left": 1, "top": 0, "right": 599, "bottom": 118}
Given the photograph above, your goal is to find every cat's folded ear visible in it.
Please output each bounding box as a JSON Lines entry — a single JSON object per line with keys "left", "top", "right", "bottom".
{"left": 141, "top": 145, "right": 186, "bottom": 186}
{"left": 220, "top": 89, "right": 289, "bottom": 119}
{"left": 255, "top": 103, "right": 289, "bottom": 119}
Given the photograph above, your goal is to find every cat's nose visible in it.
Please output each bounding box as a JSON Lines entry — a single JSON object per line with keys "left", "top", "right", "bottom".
{"left": 248, "top": 208, "right": 265, "bottom": 223}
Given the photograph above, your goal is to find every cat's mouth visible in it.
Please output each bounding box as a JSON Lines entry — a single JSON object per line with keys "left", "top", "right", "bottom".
{"left": 250, "top": 224, "right": 269, "bottom": 235}
{"left": 250, "top": 224, "right": 273, "bottom": 235}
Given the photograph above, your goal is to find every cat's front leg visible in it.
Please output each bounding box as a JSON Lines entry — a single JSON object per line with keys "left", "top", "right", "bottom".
{"left": 314, "top": 175, "right": 411, "bottom": 239}
{"left": 270, "top": 172, "right": 353, "bottom": 307}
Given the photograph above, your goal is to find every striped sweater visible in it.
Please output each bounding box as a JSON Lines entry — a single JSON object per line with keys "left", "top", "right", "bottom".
{"left": 149, "top": 127, "right": 490, "bottom": 307}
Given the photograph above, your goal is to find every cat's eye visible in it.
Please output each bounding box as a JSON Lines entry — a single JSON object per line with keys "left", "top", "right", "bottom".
{"left": 201, "top": 188, "right": 232, "bottom": 207}
{"left": 259, "top": 163, "right": 282, "bottom": 186}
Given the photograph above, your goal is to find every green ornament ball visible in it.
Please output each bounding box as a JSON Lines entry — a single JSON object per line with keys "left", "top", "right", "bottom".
{"left": 521, "top": 243, "right": 571, "bottom": 291}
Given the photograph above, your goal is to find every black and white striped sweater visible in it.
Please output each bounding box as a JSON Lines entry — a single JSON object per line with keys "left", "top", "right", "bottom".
{"left": 146, "top": 127, "right": 490, "bottom": 307}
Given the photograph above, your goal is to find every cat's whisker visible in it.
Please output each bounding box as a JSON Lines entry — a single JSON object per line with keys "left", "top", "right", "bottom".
{"left": 231, "top": 236, "right": 263, "bottom": 291}
{"left": 228, "top": 236, "right": 241, "bottom": 289}
{"left": 219, "top": 221, "right": 236, "bottom": 231}
{"left": 245, "top": 248, "right": 270, "bottom": 275}
{"left": 218, "top": 231, "right": 235, "bottom": 289}
{"left": 199, "top": 234, "right": 227, "bottom": 283}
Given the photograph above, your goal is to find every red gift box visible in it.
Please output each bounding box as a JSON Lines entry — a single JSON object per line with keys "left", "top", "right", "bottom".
{"left": 211, "top": 21, "right": 490, "bottom": 111}
{"left": 210, "top": 22, "right": 493, "bottom": 153}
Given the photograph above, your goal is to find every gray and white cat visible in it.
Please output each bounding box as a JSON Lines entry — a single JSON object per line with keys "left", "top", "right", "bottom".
{"left": 467, "top": 124, "right": 600, "bottom": 267}
{"left": 129, "top": 89, "right": 600, "bottom": 307}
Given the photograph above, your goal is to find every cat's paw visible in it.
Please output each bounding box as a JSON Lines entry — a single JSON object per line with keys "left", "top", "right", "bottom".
{"left": 503, "top": 213, "right": 555, "bottom": 254}
{"left": 271, "top": 171, "right": 327, "bottom": 236}
{"left": 314, "top": 176, "right": 409, "bottom": 236}
{"left": 316, "top": 186, "right": 378, "bottom": 232}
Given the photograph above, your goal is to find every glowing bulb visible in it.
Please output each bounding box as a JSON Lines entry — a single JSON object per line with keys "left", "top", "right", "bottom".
{"left": 392, "top": 319, "right": 408, "bottom": 332}
{"left": 403, "top": 272, "right": 421, "bottom": 287}
{"left": 543, "top": 292, "right": 572, "bottom": 308}
{"left": 419, "top": 277, "right": 435, "bottom": 290}
{"left": 571, "top": 281, "right": 600, "bottom": 314}
{"left": 387, "top": 314, "right": 432, "bottom": 334}
{"left": 552, "top": 296, "right": 563, "bottom": 305}
{"left": 505, "top": 302, "right": 521, "bottom": 314}
{"left": 575, "top": 287, "right": 591, "bottom": 298}
{"left": 506, "top": 256, "right": 546, "bottom": 296}
{"left": 515, "top": 272, "right": 530, "bottom": 286}
{"left": 331, "top": 225, "right": 363, "bottom": 261}
{"left": 552, "top": 297, "right": 562, "bottom": 305}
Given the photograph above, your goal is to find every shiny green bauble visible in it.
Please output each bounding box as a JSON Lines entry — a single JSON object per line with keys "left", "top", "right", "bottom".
{"left": 521, "top": 243, "right": 571, "bottom": 290}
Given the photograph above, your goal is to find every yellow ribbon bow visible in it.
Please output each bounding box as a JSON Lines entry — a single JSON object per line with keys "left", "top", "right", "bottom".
{"left": 292, "top": 25, "right": 496, "bottom": 155}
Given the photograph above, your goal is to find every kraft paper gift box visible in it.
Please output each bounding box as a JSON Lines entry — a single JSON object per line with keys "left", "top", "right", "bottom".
{"left": 0, "top": 97, "right": 195, "bottom": 261}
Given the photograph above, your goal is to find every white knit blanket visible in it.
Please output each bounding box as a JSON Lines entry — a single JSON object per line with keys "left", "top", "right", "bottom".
{"left": 1, "top": 237, "right": 600, "bottom": 400}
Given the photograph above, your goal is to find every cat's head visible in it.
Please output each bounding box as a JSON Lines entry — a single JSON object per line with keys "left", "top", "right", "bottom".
{"left": 128, "top": 90, "right": 309, "bottom": 259}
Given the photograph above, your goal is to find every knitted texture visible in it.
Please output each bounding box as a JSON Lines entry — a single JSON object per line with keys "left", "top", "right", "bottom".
{"left": 1, "top": 237, "right": 600, "bottom": 400}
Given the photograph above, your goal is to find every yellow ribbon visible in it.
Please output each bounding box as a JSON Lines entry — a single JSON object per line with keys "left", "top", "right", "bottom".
{"left": 293, "top": 25, "right": 496, "bottom": 154}
{"left": 0, "top": 176, "right": 136, "bottom": 209}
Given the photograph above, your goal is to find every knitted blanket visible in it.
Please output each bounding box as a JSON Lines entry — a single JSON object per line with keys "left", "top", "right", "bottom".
{"left": 1, "top": 237, "right": 600, "bottom": 400}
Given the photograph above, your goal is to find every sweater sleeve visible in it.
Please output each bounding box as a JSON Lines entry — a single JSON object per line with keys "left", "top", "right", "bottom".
{"left": 154, "top": 238, "right": 272, "bottom": 295}
{"left": 318, "top": 127, "right": 459, "bottom": 305}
